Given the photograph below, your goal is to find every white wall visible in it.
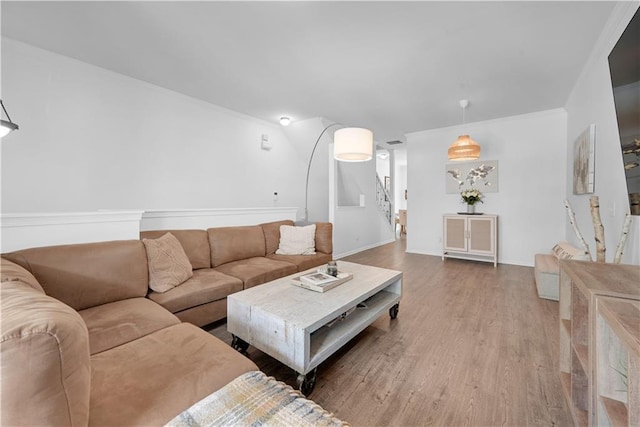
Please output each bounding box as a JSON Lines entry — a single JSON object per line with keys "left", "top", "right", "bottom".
{"left": 284, "top": 118, "right": 394, "bottom": 255}
{"left": 0, "top": 210, "right": 143, "bottom": 252}
{"left": 406, "top": 109, "right": 567, "bottom": 266}
{"left": 0, "top": 208, "right": 298, "bottom": 252}
{"left": 281, "top": 117, "right": 333, "bottom": 221}
{"left": 330, "top": 153, "right": 395, "bottom": 258}
{"left": 140, "top": 207, "right": 297, "bottom": 230}
{"left": 1, "top": 39, "right": 397, "bottom": 257}
{"left": 394, "top": 149, "right": 407, "bottom": 213}
{"left": 564, "top": 3, "right": 639, "bottom": 266}
{"left": 1, "top": 38, "right": 306, "bottom": 214}
{"left": 375, "top": 151, "right": 390, "bottom": 180}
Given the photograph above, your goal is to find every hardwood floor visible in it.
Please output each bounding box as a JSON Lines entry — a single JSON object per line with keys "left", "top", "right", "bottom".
{"left": 207, "top": 238, "right": 571, "bottom": 426}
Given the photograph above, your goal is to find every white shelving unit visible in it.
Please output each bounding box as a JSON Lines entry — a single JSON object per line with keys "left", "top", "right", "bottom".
{"left": 594, "top": 296, "right": 639, "bottom": 427}
{"left": 558, "top": 260, "right": 640, "bottom": 426}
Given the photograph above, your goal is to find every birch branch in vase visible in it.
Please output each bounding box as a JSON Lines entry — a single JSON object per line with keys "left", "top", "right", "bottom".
{"left": 564, "top": 199, "right": 592, "bottom": 260}
{"left": 589, "top": 196, "right": 606, "bottom": 262}
{"left": 614, "top": 213, "right": 632, "bottom": 264}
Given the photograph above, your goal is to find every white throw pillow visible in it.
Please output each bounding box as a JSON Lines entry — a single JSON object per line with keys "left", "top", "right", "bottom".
{"left": 142, "top": 232, "right": 193, "bottom": 293}
{"left": 276, "top": 224, "right": 316, "bottom": 255}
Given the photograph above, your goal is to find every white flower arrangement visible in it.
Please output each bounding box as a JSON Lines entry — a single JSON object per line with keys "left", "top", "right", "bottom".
{"left": 461, "top": 188, "right": 483, "bottom": 205}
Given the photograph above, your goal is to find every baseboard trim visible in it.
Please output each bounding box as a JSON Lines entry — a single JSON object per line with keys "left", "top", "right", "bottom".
{"left": 405, "top": 247, "right": 533, "bottom": 267}
{"left": 335, "top": 238, "right": 396, "bottom": 259}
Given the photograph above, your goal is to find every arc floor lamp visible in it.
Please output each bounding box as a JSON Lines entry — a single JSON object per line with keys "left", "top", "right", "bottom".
{"left": 303, "top": 123, "right": 373, "bottom": 222}
{"left": 0, "top": 100, "right": 19, "bottom": 137}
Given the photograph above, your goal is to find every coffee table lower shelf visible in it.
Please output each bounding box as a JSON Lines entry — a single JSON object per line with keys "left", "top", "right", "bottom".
{"left": 309, "top": 290, "right": 399, "bottom": 367}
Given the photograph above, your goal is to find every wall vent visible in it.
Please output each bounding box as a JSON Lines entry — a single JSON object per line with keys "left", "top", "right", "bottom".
{"left": 386, "top": 140, "right": 403, "bottom": 145}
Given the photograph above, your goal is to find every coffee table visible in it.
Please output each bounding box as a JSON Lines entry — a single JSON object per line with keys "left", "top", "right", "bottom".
{"left": 227, "top": 260, "right": 402, "bottom": 394}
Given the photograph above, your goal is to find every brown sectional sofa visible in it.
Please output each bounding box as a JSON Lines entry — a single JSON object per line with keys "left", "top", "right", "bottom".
{"left": 0, "top": 220, "right": 333, "bottom": 426}
{"left": 140, "top": 220, "right": 333, "bottom": 326}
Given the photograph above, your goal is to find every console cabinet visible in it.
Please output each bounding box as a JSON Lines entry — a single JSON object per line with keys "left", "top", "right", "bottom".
{"left": 558, "top": 260, "right": 640, "bottom": 426}
{"left": 442, "top": 214, "right": 497, "bottom": 267}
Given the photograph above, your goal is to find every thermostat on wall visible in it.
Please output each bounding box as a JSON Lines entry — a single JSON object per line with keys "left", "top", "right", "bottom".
{"left": 261, "top": 134, "right": 272, "bottom": 151}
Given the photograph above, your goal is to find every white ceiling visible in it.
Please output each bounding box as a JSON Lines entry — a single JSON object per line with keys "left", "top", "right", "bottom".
{"left": 1, "top": 1, "right": 616, "bottom": 145}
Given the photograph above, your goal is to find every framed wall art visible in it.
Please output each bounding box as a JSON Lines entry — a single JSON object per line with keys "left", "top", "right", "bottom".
{"left": 573, "top": 124, "right": 596, "bottom": 195}
{"left": 445, "top": 160, "right": 499, "bottom": 193}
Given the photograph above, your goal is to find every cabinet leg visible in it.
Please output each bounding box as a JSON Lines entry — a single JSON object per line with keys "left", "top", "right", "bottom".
{"left": 296, "top": 368, "right": 317, "bottom": 396}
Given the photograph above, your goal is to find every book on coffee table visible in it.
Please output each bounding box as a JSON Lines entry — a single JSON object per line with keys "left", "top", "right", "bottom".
{"left": 292, "top": 271, "right": 353, "bottom": 293}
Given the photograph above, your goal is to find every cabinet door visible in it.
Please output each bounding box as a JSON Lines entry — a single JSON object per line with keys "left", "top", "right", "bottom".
{"left": 444, "top": 216, "right": 467, "bottom": 252}
{"left": 468, "top": 217, "right": 495, "bottom": 255}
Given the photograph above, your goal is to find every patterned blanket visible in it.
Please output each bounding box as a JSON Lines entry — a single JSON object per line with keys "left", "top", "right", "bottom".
{"left": 166, "top": 371, "right": 349, "bottom": 427}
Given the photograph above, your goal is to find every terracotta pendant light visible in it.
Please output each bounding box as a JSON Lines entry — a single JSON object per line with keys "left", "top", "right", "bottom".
{"left": 448, "top": 99, "right": 480, "bottom": 161}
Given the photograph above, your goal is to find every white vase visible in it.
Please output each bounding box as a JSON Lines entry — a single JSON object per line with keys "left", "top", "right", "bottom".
{"left": 467, "top": 204, "right": 475, "bottom": 214}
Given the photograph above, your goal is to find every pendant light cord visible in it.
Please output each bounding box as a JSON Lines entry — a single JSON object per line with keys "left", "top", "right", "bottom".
{"left": 462, "top": 105, "right": 466, "bottom": 128}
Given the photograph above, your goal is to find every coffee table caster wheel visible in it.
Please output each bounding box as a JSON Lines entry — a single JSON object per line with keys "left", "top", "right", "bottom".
{"left": 389, "top": 303, "right": 399, "bottom": 319}
{"left": 231, "top": 335, "right": 249, "bottom": 353}
{"left": 296, "top": 368, "right": 317, "bottom": 396}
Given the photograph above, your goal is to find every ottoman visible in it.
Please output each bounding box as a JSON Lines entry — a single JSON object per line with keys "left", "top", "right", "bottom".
{"left": 534, "top": 242, "right": 590, "bottom": 301}
{"left": 534, "top": 253, "right": 560, "bottom": 300}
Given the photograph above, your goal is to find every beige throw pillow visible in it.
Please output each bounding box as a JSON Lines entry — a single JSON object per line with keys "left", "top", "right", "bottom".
{"left": 276, "top": 224, "right": 316, "bottom": 255}
{"left": 142, "top": 232, "right": 193, "bottom": 293}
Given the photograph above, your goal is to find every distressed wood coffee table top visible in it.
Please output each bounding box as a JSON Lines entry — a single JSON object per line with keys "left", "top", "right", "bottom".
{"left": 227, "top": 261, "right": 402, "bottom": 392}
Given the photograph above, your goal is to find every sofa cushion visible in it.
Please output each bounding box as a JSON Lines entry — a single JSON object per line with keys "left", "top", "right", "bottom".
{"left": 1, "top": 257, "right": 45, "bottom": 293}
{"left": 140, "top": 229, "right": 211, "bottom": 269}
{"left": 214, "top": 257, "right": 297, "bottom": 289}
{"left": 147, "top": 269, "right": 243, "bottom": 314}
{"left": 260, "top": 220, "right": 295, "bottom": 255}
{"left": 89, "top": 323, "right": 258, "bottom": 427}
{"left": 79, "top": 297, "right": 180, "bottom": 355}
{"left": 276, "top": 224, "right": 317, "bottom": 255}
{"left": 315, "top": 222, "right": 333, "bottom": 254}
{"left": 208, "top": 226, "right": 266, "bottom": 267}
{"left": 3, "top": 240, "right": 149, "bottom": 311}
{"left": 266, "top": 252, "right": 333, "bottom": 272}
{"left": 142, "top": 232, "right": 194, "bottom": 293}
{"left": 1, "top": 281, "right": 91, "bottom": 427}
{"left": 174, "top": 299, "right": 228, "bottom": 327}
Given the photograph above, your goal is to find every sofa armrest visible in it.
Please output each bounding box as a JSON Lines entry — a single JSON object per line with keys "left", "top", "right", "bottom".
{"left": 1, "top": 281, "right": 91, "bottom": 426}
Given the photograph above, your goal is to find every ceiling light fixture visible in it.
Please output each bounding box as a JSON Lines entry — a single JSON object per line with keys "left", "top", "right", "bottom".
{"left": 377, "top": 150, "right": 389, "bottom": 160}
{"left": 279, "top": 116, "right": 291, "bottom": 126}
{"left": 448, "top": 99, "right": 480, "bottom": 161}
{"left": 0, "top": 100, "right": 19, "bottom": 138}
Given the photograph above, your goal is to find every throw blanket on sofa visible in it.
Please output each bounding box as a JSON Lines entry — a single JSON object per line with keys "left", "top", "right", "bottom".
{"left": 165, "top": 371, "right": 348, "bottom": 427}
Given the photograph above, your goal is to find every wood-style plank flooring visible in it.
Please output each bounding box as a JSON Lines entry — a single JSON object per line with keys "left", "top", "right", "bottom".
{"left": 207, "top": 237, "right": 571, "bottom": 426}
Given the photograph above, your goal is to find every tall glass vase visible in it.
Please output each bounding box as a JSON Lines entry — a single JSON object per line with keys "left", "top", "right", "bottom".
{"left": 467, "top": 204, "right": 475, "bottom": 214}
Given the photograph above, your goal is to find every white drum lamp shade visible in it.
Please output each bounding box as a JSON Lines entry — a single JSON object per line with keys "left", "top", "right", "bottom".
{"left": 0, "top": 100, "right": 19, "bottom": 138}
{"left": 334, "top": 127, "right": 373, "bottom": 162}
{"left": 0, "top": 121, "right": 17, "bottom": 138}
